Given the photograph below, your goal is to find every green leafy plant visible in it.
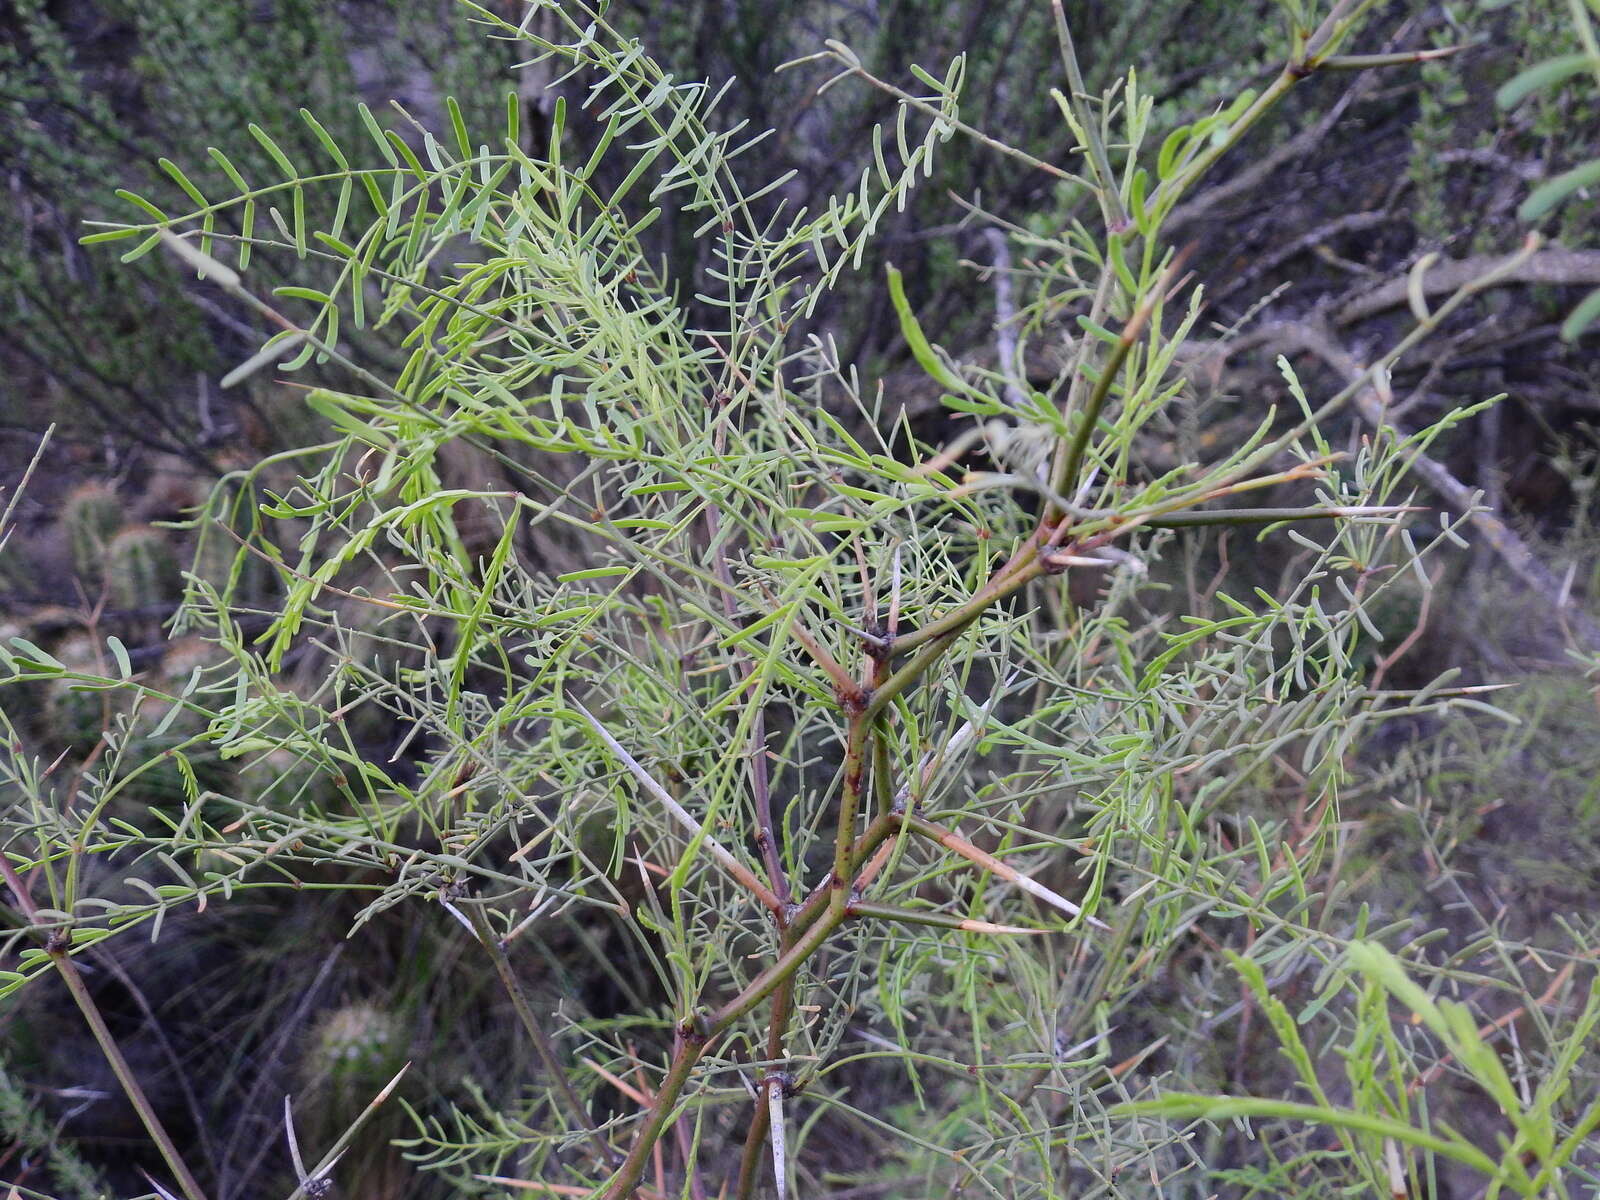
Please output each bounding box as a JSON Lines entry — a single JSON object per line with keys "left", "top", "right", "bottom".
{"left": 2, "top": 3, "right": 1570, "bottom": 1198}
{"left": 1118, "top": 944, "right": 1600, "bottom": 1199}
{"left": 1498, "top": 0, "right": 1600, "bottom": 339}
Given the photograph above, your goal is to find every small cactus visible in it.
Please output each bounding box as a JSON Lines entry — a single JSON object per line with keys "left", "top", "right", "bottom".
{"left": 297, "top": 1001, "right": 410, "bottom": 1194}
{"left": 312, "top": 1003, "right": 401, "bottom": 1079}
{"left": 303, "top": 1002, "right": 406, "bottom": 1125}
{"left": 63, "top": 482, "right": 124, "bottom": 586}
{"left": 105, "top": 526, "right": 181, "bottom": 610}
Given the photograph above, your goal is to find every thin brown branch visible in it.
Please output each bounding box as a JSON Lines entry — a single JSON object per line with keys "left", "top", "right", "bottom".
{"left": 787, "top": 616, "right": 867, "bottom": 704}
{"left": 1166, "top": 42, "right": 1385, "bottom": 230}
{"left": 898, "top": 813, "right": 1107, "bottom": 929}
{"left": 1370, "top": 562, "right": 1436, "bottom": 691}
{"left": 706, "top": 418, "right": 790, "bottom": 906}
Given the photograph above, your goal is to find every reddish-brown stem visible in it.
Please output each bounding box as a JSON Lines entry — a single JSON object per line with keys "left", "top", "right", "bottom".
{"left": 735, "top": 626, "right": 896, "bottom": 1196}
{"left": 899, "top": 812, "right": 1105, "bottom": 928}
{"left": 603, "top": 903, "right": 849, "bottom": 1200}
{"left": 880, "top": 545, "right": 1045, "bottom": 662}
{"left": 830, "top": 717, "right": 873, "bottom": 895}
{"left": 733, "top": 924, "right": 794, "bottom": 1197}
{"left": 610, "top": 705, "right": 875, "bottom": 1200}
{"left": 600, "top": 21, "right": 1425, "bottom": 1195}
{"left": 706, "top": 509, "right": 791, "bottom": 904}
{"left": 789, "top": 618, "right": 866, "bottom": 704}
{"left": 1047, "top": 245, "right": 1197, "bottom": 514}
{"left": 611, "top": 514, "right": 1047, "bottom": 1198}
{"left": 747, "top": 728, "right": 789, "bottom": 905}
{"left": 733, "top": 1089, "right": 773, "bottom": 1198}
{"left": 787, "top": 811, "right": 900, "bottom": 938}
{"left": 604, "top": 1033, "right": 710, "bottom": 1200}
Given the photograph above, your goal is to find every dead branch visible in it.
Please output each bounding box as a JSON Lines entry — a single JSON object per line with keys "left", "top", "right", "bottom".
{"left": 1334, "top": 248, "right": 1600, "bottom": 326}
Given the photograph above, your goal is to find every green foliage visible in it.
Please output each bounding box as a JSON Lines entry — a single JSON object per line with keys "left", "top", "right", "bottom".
{"left": 1121, "top": 945, "right": 1600, "bottom": 1198}
{"left": 0, "top": 0, "right": 520, "bottom": 458}
{"left": 0, "top": 1051, "right": 110, "bottom": 1198}
{"left": 1498, "top": 0, "right": 1600, "bottom": 339}
{"left": 3, "top": 3, "right": 1597, "bottom": 1198}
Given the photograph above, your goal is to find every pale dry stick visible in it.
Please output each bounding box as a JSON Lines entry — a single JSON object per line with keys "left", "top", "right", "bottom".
{"left": 281, "top": 1065, "right": 409, "bottom": 1200}
{"left": 572, "top": 701, "right": 782, "bottom": 912}
{"left": 731, "top": 884, "right": 801, "bottom": 1195}
{"left": 898, "top": 813, "right": 1107, "bottom": 930}
{"left": 983, "top": 228, "right": 1028, "bottom": 410}
{"left": 139, "top": 1171, "right": 186, "bottom": 1200}
{"left": 219, "top": 946, "right": 345, "bottom": 1195}
{"left": 0, "top": 857, "right": 209, "bottom": 1200}
{"left": 284, "top": 1096, "right": 345, "bottom": 1197}
{"left": 1334, "top": 248, "right": 1600, "bottom": 326}
{"left": 767, "top": 1080, "right": 788, "bottom": 1199}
